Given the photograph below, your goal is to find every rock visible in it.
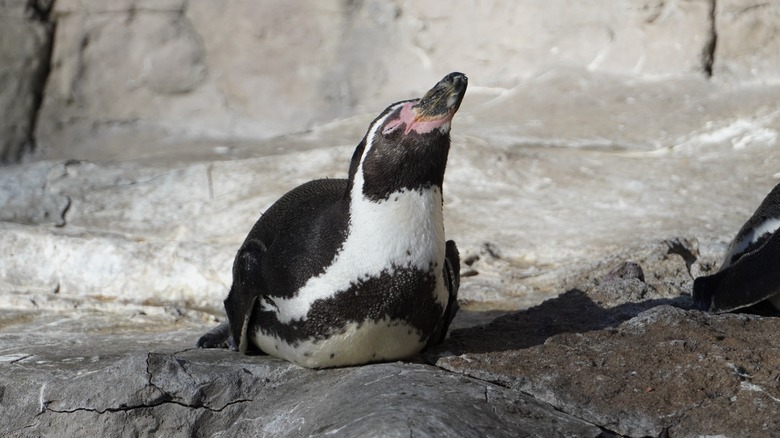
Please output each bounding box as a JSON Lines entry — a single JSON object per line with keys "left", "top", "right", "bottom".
{"left": 0, "top": 160, "right": 70, "bottom": 226}
{"left": 401, "top": 0, "right": 714, "bottom": 78}
{"left": 714, "top": 0, "right": 780, "bottom": 83}
{"left": 0, "top": 312, "right": 603, "bottom": 437}
{"left": 36, "top": 0, "right": 354, "bottom": 158}
{"left": 433, "top": 305, "right": 780, "bottom": 437}
{"left": 3, "top": 235, "right": 780, "bottom": 436}
{"left": 428, "top": 238, "right": 780, "bottom": 436}
{"left": 2, "top": 0, "right": 779, "bottom": 161}
{"left": 0, "top": 222, "right": 233, "bottom": 310}
{"left": 4, "top": 73, "right": 780, "bottom": 312}
{"left": 0, "top": 0, "right": 53, "bottom": 162}
{"left": 34, "top": 0, "right": 724, "bottom": 159}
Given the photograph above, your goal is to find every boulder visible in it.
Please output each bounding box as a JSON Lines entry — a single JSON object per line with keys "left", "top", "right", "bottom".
{"left": 429, "top": 238, "right": 780, "bottom": 437}
{"left": 4, "top": 72, "right": 780, "bottom": 312}
{"left": 0, "top": 311, "right": 603, "bottom": 437}
{"left": 3, "top": 235, "right": 780, "bottom": 436}
{"left": 35, "top": 0, "right": 720, "bottom": 159}
{"left": 433, "top": 303, "right": 780, "bottom": 437}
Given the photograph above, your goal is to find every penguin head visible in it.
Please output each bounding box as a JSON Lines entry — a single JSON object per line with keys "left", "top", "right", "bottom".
{"left": 349, "top": 72, "right": 468, "bottom": 202}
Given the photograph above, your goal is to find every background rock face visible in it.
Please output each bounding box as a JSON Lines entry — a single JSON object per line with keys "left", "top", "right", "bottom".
{"left": 10, "top": 0, "right": 777, "bottom": 160}
{"left": 714, "top": 0, "right": 780, "bottom": 82}
{"left": 0, "top": 0, "right": 53, "bottom": 162}
{"left": 3, "top": 0, "right": 780, "bottom": 436}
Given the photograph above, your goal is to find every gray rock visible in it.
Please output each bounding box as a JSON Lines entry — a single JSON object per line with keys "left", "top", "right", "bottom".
{"left": 0, "top": 160, "right": 70, "bottom": 226}
{"left": 714, "top": 0, "right": 780, "bottom": 83}
{"left": 4, "top": 73, "right": 780, "bottom": 312}
{"left": 3, "top": 0, "right": 780, "bottom": 161}
{"left": 0, "top": 312, "right": 603, "bottom": 437}
{"left": 0, "top": 222, "right": 233, "bottom": 309}
{"left": 434, "top": 305, "right": 780, "bottom": 437}
{"left": 32, "top": 0, "right": 729, "bottom": 158}
{"left": 429, "top": 239, "right": 780, "bottom": 437}
{"left": 0, "top": 0, "right": 53, "bottom": 162}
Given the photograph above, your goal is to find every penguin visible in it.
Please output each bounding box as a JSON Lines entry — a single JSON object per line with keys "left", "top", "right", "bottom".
{"left": 197, "top": 72, "right": 467, "bottom": 368}
{"left": 693, "top": 183, "right": 780, "bottom": 313}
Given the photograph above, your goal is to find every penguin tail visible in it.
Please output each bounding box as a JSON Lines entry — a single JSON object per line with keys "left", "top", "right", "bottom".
{"left": 692, "top": 275, "right": 717, "bottom": 311}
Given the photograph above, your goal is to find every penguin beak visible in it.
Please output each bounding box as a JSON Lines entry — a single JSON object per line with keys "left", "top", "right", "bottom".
{"left": 412, "top": 72, "right": 468, "bottom": 124}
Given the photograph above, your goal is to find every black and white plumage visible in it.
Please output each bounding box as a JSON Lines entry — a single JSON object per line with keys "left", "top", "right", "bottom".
{"left": 693, "top": 183, "right": 780, "bottom": 313}
{"left": 198, "top": 73, "right": 467, "bottom": 368}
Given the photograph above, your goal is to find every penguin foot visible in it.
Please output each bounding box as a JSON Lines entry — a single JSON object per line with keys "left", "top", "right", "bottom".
{"left": 196, "top": 321, "right": 237, "bottom": 350}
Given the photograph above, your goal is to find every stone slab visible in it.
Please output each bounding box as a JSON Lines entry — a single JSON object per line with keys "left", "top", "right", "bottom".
{"left": 0, "top": 312, "right": 603, "bottom": 437}
{"left": 0, "top": 0, "right": 52, "bottom": 162}
{"left": 433, "top": 305, "right": 780, "bottom": 437}
{"left": 714, "top": 0, "right": 780, "bottom": 83}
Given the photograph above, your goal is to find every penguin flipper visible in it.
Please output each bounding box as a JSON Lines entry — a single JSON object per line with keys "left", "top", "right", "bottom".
{"left": 693, "top": 230, "right": 780, "bottom": 312}
{"left": 425, "top": 240, "right": 461, "bottom": 349}
{"left": 222, "top": 240, "right": 267, "bottom": 353}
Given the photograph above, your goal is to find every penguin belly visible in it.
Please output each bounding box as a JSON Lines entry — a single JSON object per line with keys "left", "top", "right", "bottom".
{"left": 252, "top": 318, "right": 428, "bottom": 368}
{"left": 253, "top": 186, "right": 449, "bottom": 368}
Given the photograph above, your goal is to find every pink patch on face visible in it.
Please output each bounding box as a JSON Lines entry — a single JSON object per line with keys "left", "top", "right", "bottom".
{"left": 392, "top": 102, "right": 453, "bottom": 135}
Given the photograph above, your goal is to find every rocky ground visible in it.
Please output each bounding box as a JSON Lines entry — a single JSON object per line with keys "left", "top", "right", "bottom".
{"left": 2, "top": 69, "right": 780, "bottom": 436}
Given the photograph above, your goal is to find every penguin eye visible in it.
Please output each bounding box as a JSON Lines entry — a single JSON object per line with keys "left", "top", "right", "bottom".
{"left": 381, "top": 118, "right": 403, "bottom": 136}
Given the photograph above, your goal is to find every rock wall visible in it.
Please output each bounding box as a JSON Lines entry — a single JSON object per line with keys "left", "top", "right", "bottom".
{"left": 1, "top": 0, "right": 779, "bottom": 161}
{"left": 0, "top": 0, "right": 53, "bottom": 162}
{"left": 714, "top": 0, "right": 780, "bottom": 82}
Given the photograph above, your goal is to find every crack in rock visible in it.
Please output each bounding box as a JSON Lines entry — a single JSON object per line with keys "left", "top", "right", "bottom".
{"left": 703, "top": 0, "right": 718, "bottom": 77}
{"left": 37, "top": 353, "right": 255, "bottom": 416}
{"left": 44, "top": 396, "right": 253, "bottom": 415}
{"left": 144, "top": 352, "right": 254, "bottom": 412}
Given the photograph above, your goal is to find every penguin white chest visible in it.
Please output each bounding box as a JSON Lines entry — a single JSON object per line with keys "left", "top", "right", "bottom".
{"left": 252, "top": 186, "right": 448, "bottom": 367}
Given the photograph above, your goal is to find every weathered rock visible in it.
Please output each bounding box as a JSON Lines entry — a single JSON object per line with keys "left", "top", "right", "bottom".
{"left": 0, "top": 0, "right": 53, "bottom": 162}
{"left": 0, "top": 222, "right": 233, "bottom": 310}
{"left": 429, "top": 238, "right": 780, "bottom": 436}
{"left": 3, "top": 235, "right": 780, "bottom": 437}
{"left": 433, "top": 305, "right": 780, "bottom": 437}
{"left": 3, "top": 0, "right": 780, "bottom": 161}
{"left": 34, "top": 0, "right": 726, "bottom": 159}
{"left": 0, "top": 312, "right": 603, "bottom": 437}
{"left": 714, "top": 0, "right": 780, "bottom": 83}
{"left": 4, "top": 72, "right": 780, "bottom": 312}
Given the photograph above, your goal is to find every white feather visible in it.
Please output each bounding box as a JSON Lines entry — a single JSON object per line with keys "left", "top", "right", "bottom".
{"left": 722, "top": 217, "right": 780, "bottom": 269}
{"left": 253, "top": 319, "right": 423, "bottom": 368}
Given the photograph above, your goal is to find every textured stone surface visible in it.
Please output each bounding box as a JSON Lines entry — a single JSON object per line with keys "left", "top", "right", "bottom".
{"left": 714, "top": 0, "right": 780, "bottom": 83}
{"left": 3, "top": 236, "right": 780, "bottom": 436}
{"left": 429, "top": 239, "right": 780, "bottom": 437}
{"left": 4, "top": 0, "right": 780, "bottom": 162}
{"left": 0, "top": 312, "right": 603, "bottom": 437}
{"left": 32, "top": 0, "right": 724, "bottom": 159}
{"left": 3, "top": 73, "right": 780, "bottom": 312}
{"left": 433, "top": 305, "right": 780, "bottom": 437}
{"left": 0, "top": 0, "right": 53, "bottom": 162}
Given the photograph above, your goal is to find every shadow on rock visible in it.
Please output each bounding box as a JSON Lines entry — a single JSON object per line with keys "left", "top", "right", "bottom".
{"left": 428, "top": 289, "right": 691, "bottom": 357}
